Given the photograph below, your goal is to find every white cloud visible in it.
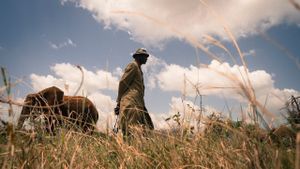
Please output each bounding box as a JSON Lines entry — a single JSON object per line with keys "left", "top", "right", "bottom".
{"left": 154, "top": 59, "right": 300, "bottom": 114}
{"left": 60, "top": 0, "right": 69, "bottom": 5}
{"left": 243, "top": 49, "right": 256, "bottom": 57}
{"left": 49, "top": 38, "right": 77, "bottom": 50}
{"left": 88, "top": 92, "right": 116, "bottom": 131}
{"left": 113, "top": 67, "right": 123, "bottom": 77}
{"left": 153, "top": 96, "right": 222, "bottom": 131}
{"left": 31, "top": 63, "right": 119, "bottom": 95}
{"left": 0, "top": 97, "right": 23, "bottom": 125}
{"left": 142, "top": 55, "right": 167, "bottom": 89}
{"left": 63, "top": 0, "right": 300, "bottom": 47}
{"left": 30, "top": 63, "right": 120, "bottom": 94}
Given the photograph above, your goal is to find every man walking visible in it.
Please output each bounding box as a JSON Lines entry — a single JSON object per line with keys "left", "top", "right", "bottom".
{"left": 115, "top": 48, "right": 154, "bottom": 138}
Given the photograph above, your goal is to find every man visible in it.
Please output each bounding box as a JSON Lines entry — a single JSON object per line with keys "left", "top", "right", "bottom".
{"left": 115, "top": 48, "right": 154, "bottom": 138}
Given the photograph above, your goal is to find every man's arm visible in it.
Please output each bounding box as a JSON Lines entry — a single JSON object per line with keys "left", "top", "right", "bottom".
{"left": 116, "top": 62, "right": 137, "bottom": 103}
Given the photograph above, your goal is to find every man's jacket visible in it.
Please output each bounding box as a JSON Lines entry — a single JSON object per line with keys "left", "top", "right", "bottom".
{"left": 117, "top": 60, "right": 145, "bottom": 110}
{"left": 117, "top": 60, "right": 154, "bottom": 134}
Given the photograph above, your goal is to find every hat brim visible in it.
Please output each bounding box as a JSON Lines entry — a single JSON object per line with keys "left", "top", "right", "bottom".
{"left": 133, "top": 53, "right": 149, "bottom": 58}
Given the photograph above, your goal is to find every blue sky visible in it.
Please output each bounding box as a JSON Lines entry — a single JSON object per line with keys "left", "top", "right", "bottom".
{"left": 1, "top": 0, "right": 300, "bottom": 129}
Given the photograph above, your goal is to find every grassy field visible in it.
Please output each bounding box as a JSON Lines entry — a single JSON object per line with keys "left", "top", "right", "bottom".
{"left": 0, "top": 116, "right": 298, "bottom": 169}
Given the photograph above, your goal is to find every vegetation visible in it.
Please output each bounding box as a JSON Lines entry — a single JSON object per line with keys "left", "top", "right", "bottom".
{"left": 0, "top": 115, "right": 297, "bottom": 169}
{"left": 285, "top": 96, "right": 300, "bottom": 132}
{"left": 0, "top": 96, "right": 299, "bottom": 169}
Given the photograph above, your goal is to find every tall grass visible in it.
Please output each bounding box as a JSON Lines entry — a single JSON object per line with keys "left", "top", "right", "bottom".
{"left": 0, "top": 68, "right": 16, "bottom": 169}
{"left": 0, "top": 120, "right": 297, "bottom": 168}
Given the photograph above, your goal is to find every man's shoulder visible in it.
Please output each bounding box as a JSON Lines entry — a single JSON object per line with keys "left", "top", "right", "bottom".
{"left": 126, "top": 61, "right": 138, "bottom": 70}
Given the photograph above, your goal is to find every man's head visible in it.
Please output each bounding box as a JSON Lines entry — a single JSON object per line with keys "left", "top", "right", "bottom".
{"left": 133, "top": 48, "right": 149, "bottom": 65}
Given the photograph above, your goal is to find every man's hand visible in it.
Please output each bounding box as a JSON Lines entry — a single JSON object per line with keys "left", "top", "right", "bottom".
{"left": 114, "top": 102, "right": 120, "bottom": 115}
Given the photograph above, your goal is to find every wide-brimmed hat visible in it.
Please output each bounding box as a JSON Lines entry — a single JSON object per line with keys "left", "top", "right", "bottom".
{"left": 132, "top": 48, "right": 149, "bottom": 58}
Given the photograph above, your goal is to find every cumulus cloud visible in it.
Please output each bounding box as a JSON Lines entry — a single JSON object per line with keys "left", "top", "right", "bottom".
{"left": 142, "top": 55, "right": 167, "bottom": 89}
{"left": 63, "top": 0, "right": 300, "bottom": 46}
{"left": 0, "top": 97, "right": 23, "bottom": 126}
{"left": 88, "top": 92, "right": 116, "bottom": 130}
{"left": 49, "top": 38, "right": 76, "bottom": 50}
{"left": 153, "top": 96, "right": 223, "bottom": 131}
{"left": 31, "top": 63, "right": 119, "bottom": 95}
{"left": 154, "top": 59, "right": 300, "bottom": 114}
{"left": 243, "top": 49, "right": 256, "bottom": 58}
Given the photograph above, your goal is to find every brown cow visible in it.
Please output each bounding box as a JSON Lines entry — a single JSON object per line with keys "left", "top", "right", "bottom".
{"left": 19, "top": 86, "right": 98, "bottom": 133}
{"left": 61, "top": 96, "right": 99, "bottom": 132}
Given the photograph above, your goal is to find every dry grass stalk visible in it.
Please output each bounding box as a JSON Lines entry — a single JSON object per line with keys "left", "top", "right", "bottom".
{"left": 296, "top": 133, "right": 300, "bottom": 169}
{"left": 1, "top": 67, "right": 16, "bottom": 169}
{"left": 290, "top": 0, "right": 300, "bottom": 10}
{"left": 0, "top": 121, "right": 297, "bottom": 168}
